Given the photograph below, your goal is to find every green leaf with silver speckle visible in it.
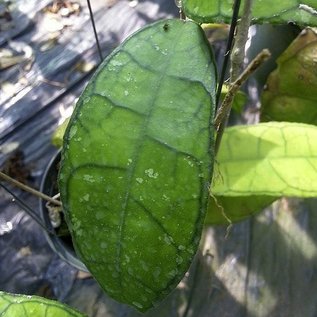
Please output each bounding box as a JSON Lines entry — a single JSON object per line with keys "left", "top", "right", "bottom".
{"left": 0, "top": 291, "right": 86, "bottom": 317}
{"left": 183, "top": 0, "right": 317, "bottom": 25}
{"left": 59, "top": 19, "right": 216, "bottom": 312}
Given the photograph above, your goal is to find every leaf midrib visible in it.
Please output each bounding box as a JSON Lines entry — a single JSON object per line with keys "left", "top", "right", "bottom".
{"left": 114, "top": 29, "right": 184, "bottom": 293}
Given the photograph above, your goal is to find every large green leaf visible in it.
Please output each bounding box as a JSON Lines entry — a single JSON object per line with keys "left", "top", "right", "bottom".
{"left": 207, "top": 122, "right": 317, "bottom": 224}
{"left": 183, "top": 0, "right": 317, "bottom": 25}
{"left": 261, "top": 28, "right": 317, "bottom": 124}
{"left": 0, "top": 291, "right": 86, "bottom": 317}
{"left": 59, "top": 19, "right": 216, "bottom": 312}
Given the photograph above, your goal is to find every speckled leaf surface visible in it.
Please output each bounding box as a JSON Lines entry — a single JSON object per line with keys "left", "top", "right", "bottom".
{"left": 59, "top": 19, "right": 216, "bottom": 312}
{"left": 261, "top": 28, "right": 317, "bottom": 124}
{"left": 183, "top": 0, "right": 317, "bottom": 25}
{"left": 0, "top": 291, "right": 86, "bottom": 317}
{"left": 208, "top": 122, "right": 317, "bottom": 224}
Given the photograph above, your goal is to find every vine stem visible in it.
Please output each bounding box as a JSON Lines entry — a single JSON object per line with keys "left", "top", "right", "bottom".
{"left": 230, "top": 0, "right": 253, "bottom": 82}
{"left": 214, "top": 49, "right": 271, "bottom": 153}
{"left": 299, "top": 4, "right": 317, "bottom": 16}
{"left": 215, "top": 0, "right": 242, "bottom": 106}
{"left": 214, "top": 0, "right": 254, "bottom": 155}
{"left": 0, "top": 171, "right": 62, "bottom": 206}
{"left": 0, "top": 182, "right": 55, "bottom": 235}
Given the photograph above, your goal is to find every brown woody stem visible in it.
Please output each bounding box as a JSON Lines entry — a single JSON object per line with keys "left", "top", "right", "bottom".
{"left": 0, "top": 171, "right": 62, "bottom": 206}
{"left": 214, "top": 49, "right": 271, "bottom": 154}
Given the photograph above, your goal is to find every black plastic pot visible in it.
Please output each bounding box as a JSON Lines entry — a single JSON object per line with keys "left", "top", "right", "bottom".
{"left": 39, "top": 150, "right": 88, "bottom": 272}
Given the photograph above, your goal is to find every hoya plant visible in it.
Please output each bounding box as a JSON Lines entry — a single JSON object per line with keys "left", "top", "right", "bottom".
{"left": 0, "top": 291, "right": 86, "bottom": 317}
{"left": 1, "top": 0, "right": 317, "bottom": 315}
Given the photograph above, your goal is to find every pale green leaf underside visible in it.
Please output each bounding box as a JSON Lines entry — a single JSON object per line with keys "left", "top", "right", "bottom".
{"left": 213, "top": 122, "right": 317, "bottom": 197}
{"left": 183, "top": 0, "right": 317, "bottom": 25}
{"left": 206, "top": 195, "right": 277, "bottom": 225}
{"left": 207, "top": 122, "right": 317, "bottom": 225}
{"left": 59, "top": 19, "right": 216, "bottom": 312}
{"left": 0, "top": 291, "right": 85, "bottom": 317}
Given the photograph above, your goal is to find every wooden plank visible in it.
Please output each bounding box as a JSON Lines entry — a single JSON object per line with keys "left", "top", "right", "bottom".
{"left": 0, "top": 1, "right": 166, "bottom": 140}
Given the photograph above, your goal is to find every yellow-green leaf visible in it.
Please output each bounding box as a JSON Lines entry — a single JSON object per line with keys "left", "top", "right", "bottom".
{"left": 0, "top": 291, "right": 86, "bottom": 317}
{"left": 206, "top": 195, "right": 277, "bottom": 225}
{"left": 213, "top": 122, "right": 317, "bottom": 197}
{"left": 207, "top": 122, "right": 317, "bottom": 224}
{"left": 52, "top": 118, "right": 70, "bottom": 147}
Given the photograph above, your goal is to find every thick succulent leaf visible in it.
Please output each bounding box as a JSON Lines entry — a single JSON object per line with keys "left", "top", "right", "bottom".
{"left": 183, "top": 0, "right": 317, "bottom": 25}
{"left": 59, "top": 19, "right": 216, "bottom": 312}
{"left": 206, "top": 195, "right": 277, "bottom": 225}
{"left": 0, "top": 291, "right": 85, "bottom": 317}
{"left": 213, "top": 122, "right": 317, "bottom": 196}
{"left": 207, "top": 122, "right": 317, "bottom": 224}
{"left": 261, "top": 28, "right": 317, "bottom": 124}
{"left": 51, "top": 87, "right": 244, "bottom": 146}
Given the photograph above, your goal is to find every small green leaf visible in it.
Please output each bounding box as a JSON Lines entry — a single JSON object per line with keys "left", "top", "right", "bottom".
{"left": 0, "top": 291, "right": 86, "bottom": 317}
{"left": 183, "top": 0, "right": 317, "bottom": 26}
{"left": 59, "top": 19, "right": 216, "bottom": 311}
{"left": 207, "top": 122, "right": 317, "bottom": 224}
{"left": 261, "top": 28, "right": 317, "bottom": 124}
{"left": 52, "top": 118, "right": 70, "bottom": 147}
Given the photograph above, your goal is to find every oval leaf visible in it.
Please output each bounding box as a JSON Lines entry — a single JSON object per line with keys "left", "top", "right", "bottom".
{"left": 212, "top": 122, "right": 317, "bottom": 197}
{"left": 0, "top": 291, "right": 85, "bottom": 317}
{"left": 59, "top": 19, "right": 216, "bottom": 311}
{"left": 183, "top": 0, "right": 317, "bottom": 26}
{"left": 261, "top": 28, "right": 317, "bottom": 124}
{"left": 207, "top": 122, "right": 317, "bottom": 224}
